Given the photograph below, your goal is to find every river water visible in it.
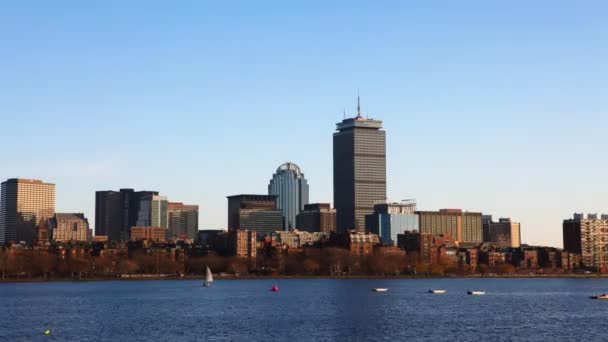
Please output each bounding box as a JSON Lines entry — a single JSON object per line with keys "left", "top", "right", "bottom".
{"left": 1, "top": 278, "right": 607, "bottom": 341}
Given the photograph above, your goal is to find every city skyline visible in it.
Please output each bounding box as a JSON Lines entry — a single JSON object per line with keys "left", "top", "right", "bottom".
{"left": 2, "top": 2, "right": 608, "bottom": 248}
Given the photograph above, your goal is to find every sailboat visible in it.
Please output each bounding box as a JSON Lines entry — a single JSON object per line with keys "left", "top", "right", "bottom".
{"left": 203, "top": 266, "right": 213, "bottom": 287}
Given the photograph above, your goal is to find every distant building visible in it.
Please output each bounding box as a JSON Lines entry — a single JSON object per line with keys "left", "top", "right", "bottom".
{"left": 197, "top": 229, "right": 224, "bottom": 246}
{"left": 296, "top": 203, "right": 336, "bottom": 234}
{"left": 397, "top": 230, "right": 457, "bottom": 264}
{"left": 0, "top": 178, "right": 55, "bottom": 244}
{"left": 333, "top": 98, "right": 387, "bottom": 233}
{"left": 227, "top": 195, "right": 283, "bottom": 235}
{"left": 346, "top": 231, "right": 380, "bottom": 256}
{"left": 366, "top": 200, "right": 419, "bottom": 245}
{"left": 416, "top": 209, "right": 482, "bottom": 243}
{"left": 268, "top": 162, "right": 309, "bottom": 231}
{"left": 130, "top": 226, "right": 167, "bottom": 242}
{"left": 49, "top": 213, "right": 91, "bottom": 242}
{"left": 167, "top": 202, "right": 198, "bottom": 241}
{"left": 271, "top": 230, "right": 328, "bottom": 249}
{"left": 95, "top": 189, "right": 158, "bottom": 242}
{"left": 136, "top": 195, "right": 168, "bottom": 228}
{"left": 92, "top": 235, "right": 108, "bottom": 242}
{"left": 482, "top": 216, "right": 521, "bottom": 248}
{"left": 229, "top": 230, "right": 257, "bottom": 258}
{"left": 563, "top": 213, "right": 608, "bottom": 271}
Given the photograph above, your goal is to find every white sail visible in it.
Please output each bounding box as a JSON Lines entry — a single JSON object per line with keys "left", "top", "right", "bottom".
{"left": 205, "top": 266, "right": 213, "bottom": 283}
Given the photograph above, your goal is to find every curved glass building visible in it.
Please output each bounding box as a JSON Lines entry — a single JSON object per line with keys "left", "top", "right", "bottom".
{"left": 268, "top": 162, "right": 309, "bottom": 231}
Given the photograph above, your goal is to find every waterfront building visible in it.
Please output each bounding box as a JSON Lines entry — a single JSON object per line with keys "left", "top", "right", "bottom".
{"left": 227, "top": 194, "right": 283, "bottom": 235}
{"left": 167, "top": 202, "right": 198, "bottom": 241}
{"left": 130, "top": 226, "right": 167, "bottom": 242}
{"left": 49, "top": 213, "right": 91, "bottom": 242}
{"left": 333, "top": 98, "right": 386, "bottom": 232}
{"left": 271, "top": 229, "right": 328, "bottom": 249}
{"left": 296, "top": 203, "right": 336, "bottom": 234}
{"left": 268, "top": 162, "right": 309, "bottom": 231}
{"left": 229, "top": 229, "right": 257, "bottom": 258}
{"left": 416, "top": 209, "right": 482, "bottom": 243}
{"left": 365, "top": 200, "right": 419, "bottom": 246}
{"left": 482, "top": 216, "right": 521, "bottom": 248}
{"left": 346, "top": 231, "right": 380, "bottom": 256}
{"left": 563, "top": 213, "right": 608, "bottom": 271}
{"left": 95, "top": 189, "right": 158, "bottom": 242}
{"left": 0, "top": 178, "right": 55, "bottom": 244}
{"left": 397, "top": 230, "right": 457, "bottom": 264}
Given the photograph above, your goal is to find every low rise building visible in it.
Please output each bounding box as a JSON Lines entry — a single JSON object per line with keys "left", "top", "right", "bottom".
{"left": 296, "top": 203, "right": 336, "bottom": 234}
{"left": 346, "top": 231, "right": 380, "bottom": 256}
{"left": 271, "top": 230, "right": 328, "bottom": 249}
{"left": 365, "top": 200, "right": 418, "bottom": 246}
{"left": 130, "top": 226, "right": 167, "bottom": 242}
{"left": 49, "top": 213, "right": 91, "bottom": 242}
{"left": 229, "top": 230, "right": 257, "bottom": 258}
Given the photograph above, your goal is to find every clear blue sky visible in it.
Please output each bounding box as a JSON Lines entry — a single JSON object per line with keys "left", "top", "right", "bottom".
{"left": 1, "top": 1, "right": 606, "bottom": 247}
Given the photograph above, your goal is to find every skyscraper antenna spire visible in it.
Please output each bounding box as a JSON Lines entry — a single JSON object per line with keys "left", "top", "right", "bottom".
{"left": 356, "top": 89, "right": 361, "bottom": 119}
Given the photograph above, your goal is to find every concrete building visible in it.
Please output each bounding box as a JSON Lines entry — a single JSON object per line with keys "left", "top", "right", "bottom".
{"left": 136, "top": 194, "right": 168, "bottom": 228}
{"left": 482, "top": 216, "right": 521, "bottom": 248}
{"left": 167, "top": 202, "right": 198, "bottom": 241}
{"left": 366, "top": 200, "right": 419, "bottom": 246}
{"left": 49, "top": 213, "right": 91, "bottom": 242}
{"left": 333, "top": 98, "right": 386, "bottom": 233}
{"left": 268, "top": 162, "right": 309, "bottom": 231}
{"left": 229, "top": 229, "right": 257, "bottom": 258}
{"left": 563, "top": 213, "right": 608, "bottom": 271}
{"left": 95, "top": 189, "right": 158, "bottom": 242}
{"left": 227, "top": 195, "right": 283, "bottom": 235}
{"left": 296, "top": 203, "right": 336, "bottom": 234}
{"left": 417, "top": 209, "right": 482, "bottom": 244}
{"left": 130, "top": 226, "right": 167, "bottom": 242}
{"left": 271, "top": 230, "right": 328, "bottom": 249}
{"left": 0, "top": 178, "right": 55, "bottom": 244}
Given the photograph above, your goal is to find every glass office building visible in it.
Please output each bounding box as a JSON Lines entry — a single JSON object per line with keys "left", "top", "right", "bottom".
{"left": 268, "top": 162, "right": 309, "bottom": 231}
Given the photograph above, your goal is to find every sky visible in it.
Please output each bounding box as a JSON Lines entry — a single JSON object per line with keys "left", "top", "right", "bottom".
{"left": 1, "top": 1, "right": 607, "bottom": 247}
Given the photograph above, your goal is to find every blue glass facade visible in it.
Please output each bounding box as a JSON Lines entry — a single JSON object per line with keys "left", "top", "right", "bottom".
{"left": 367, "top": 213, "right": 419, "bottom": 245}
{"left": 268, "top": 162, "right": 309, "bottom": 231}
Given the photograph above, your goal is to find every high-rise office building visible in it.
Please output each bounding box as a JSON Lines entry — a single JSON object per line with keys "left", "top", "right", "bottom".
{"left": 227, "top": 194, "right": 283, "bottom": 235}
{"left": 0, "top": 178, "right": 55, "bottom": 244}
{"left": 482, "top": 216, "right": 521, "bottom": 248}
{"left": 296, "top": 203, "right": 336, "bottom": 234}
{"left": 167, "top": 202, "right": 199, "bottom": 241}
{"left": 49, "top": 213, "right": 91, "bottom": 242}
{"left": 333, "top": 98, "right": 386, "bottom": 232}
{"left": 366, "top": 200, "right": 419, "bottom": 246}
{"left": 417, "top": 209, "right": 482, "bottom": 244}
{"left": 268, "top": 162, "right": 309, "bottom": 231}
{"left": 136, "top": 194, "right": 168, "bottom": 228}
{"left": 95, "top": 189, "right": 158, "bottom": 242}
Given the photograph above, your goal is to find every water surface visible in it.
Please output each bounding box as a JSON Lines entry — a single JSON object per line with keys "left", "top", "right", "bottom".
{"left": 1, "top": 278, "right": 607, "bottom": 341}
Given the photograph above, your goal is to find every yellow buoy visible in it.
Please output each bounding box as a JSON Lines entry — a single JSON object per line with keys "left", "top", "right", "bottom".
{"left": 44, "top": 330, "right": 51, "bottom": 335}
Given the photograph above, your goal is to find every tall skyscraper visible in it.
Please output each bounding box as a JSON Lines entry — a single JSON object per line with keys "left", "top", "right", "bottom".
{"left": 268, "top": 162, "right": 309, "bottom": 231}
{"left": 167, "top": 202, "right": 199, "bottom": 241}
{"left": 0, "top": 178, "right": 55, "bottom": 244}
{"left": 333, "top": 97, "right": 386, "bottom": 232}
{"left": 137, "top": 194, "right": 168, "bottom": 228}
{"left": 95, "top": 189, "right": 158, "bottom": 242}
{"left": 227, "top": 194, "right": 283, "bottom": 235}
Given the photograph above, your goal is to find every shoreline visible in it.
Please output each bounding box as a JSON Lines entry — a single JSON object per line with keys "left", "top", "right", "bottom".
{"left": 2, "top": 273, "right": 608, "bottom": 283}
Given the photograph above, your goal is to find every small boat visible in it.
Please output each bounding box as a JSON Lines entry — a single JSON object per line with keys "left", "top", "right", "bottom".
{"left": 591, "top": 294, "right": 608, "bottom": 299}
{"left": 203, "top": 266, "right": 213, "bottom": 287}
{"left": 467, "top": 291, "right": 486, "bottom": 295}
{"left": 429, "top": 289, "right": 447, "bottom": 294}
{"left": 270, "top": 284, "right": 279, "bottom": 292}
{"left": 372, "top": 288, "right": 389, "bottom": 292}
